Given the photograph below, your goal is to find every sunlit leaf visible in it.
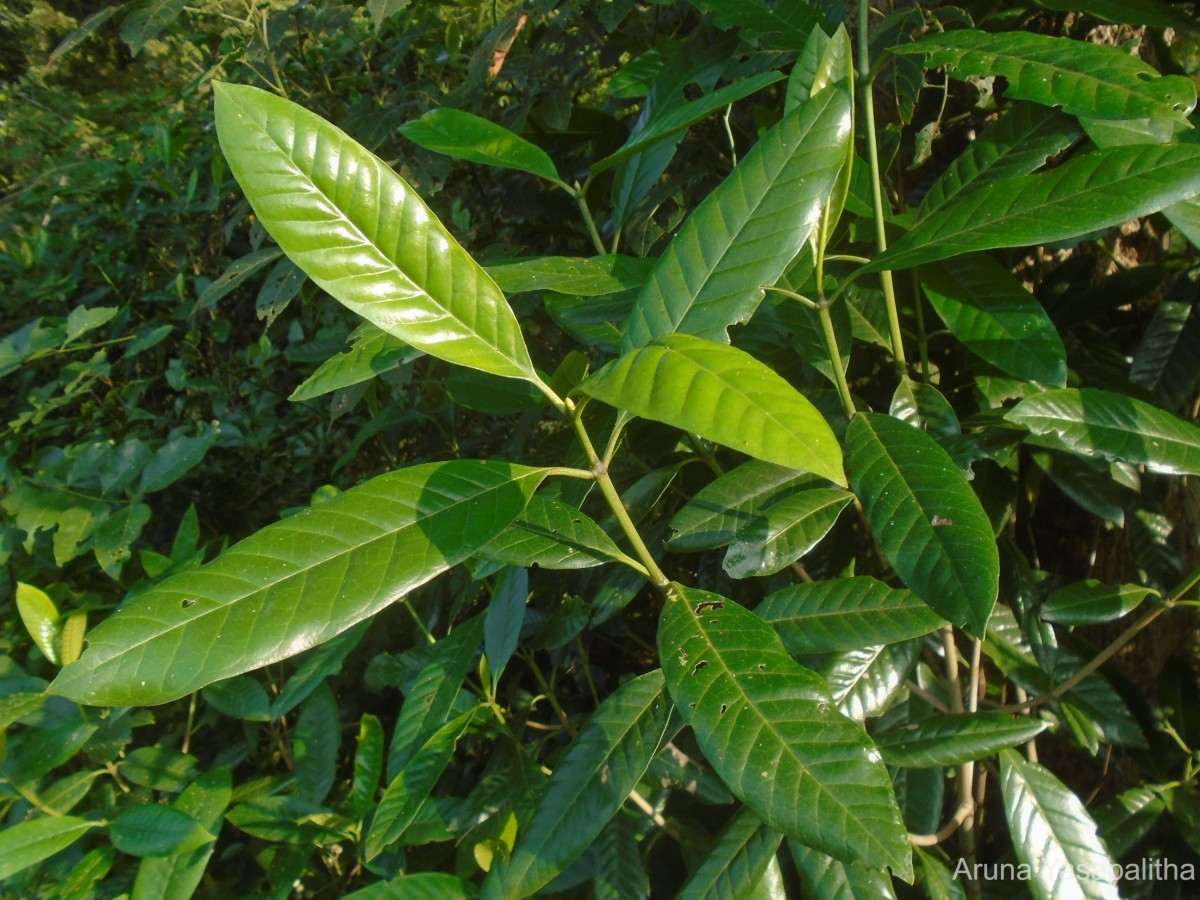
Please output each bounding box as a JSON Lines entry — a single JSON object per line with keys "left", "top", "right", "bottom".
{"left": 1041, "top": 580, "right": 1158, "bottom": 626}
{"left": 875, "top": 713, "right": 1049, "bottom": 767}
{"left": 677, "top": 807, "right": 782, "bottom": 899}
{"left": 400, "top": 108, "right": 563, "bottom": 184}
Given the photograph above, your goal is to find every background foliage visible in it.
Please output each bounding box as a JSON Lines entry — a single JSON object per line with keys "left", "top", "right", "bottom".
{"left": 4, "top": 0, "right": 1200, "bottom": 897}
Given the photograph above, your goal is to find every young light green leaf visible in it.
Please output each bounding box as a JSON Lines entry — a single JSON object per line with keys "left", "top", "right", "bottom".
{"left": 485, "top": 255, "right": 654, "bottom": 297}
{"left": 290, "top": 325, "right": 420, "bottom": 402}
{"left": 892, "top": 29, "right": 1196, "bottom": 123}
{"left": 1007, "top": 387, "right": 1200, "bottom": 476}
{"left": 400, "top": 108, "right": 563, "bottom": 184}
{"left": 723, "top": 488, "right": 852, "bottom": 578}
{"left": 875, "top": 713, "right": 1049, "bottom": 768}
{"left": 109, "top": 805, "right": 214, "bottom": 857}
{"left": 51, "top": 462, "right": 546, "bottom": 706}
{"left": 1041, "top": 580, "right": 1157, "bottom": 626}
{"left": 0, "top": 816, "right": 99, "bottom": 881}
{"left": 846, "top": 413, "right": 999, "bottom": 634}
{"left": 921, "top": 255, "right": 1067, "bottom": 387}
{"left": 755, "top": 577, "right": 946, "bottom": 654}
{"left": 867, "top": 143, "right": 1200, "bottom": 273}
{"left": 213, "top": 82, "right": 545, "bottom": 390}
{"left": 16, "top": 582, "right": 61, "bottom": 665}
{"left": 658, "top": 586, "right": 912, "bottom": 881}
{"left": 365, "top": 711, "right": 475, "bottom": 859}
{"left": 999, "top": 749, "right": 1119, "bottom": 899}
{"left": 622, "top": 86, "right": 852, "bottom": 349}
{"left": 677, "top": 807, "right": 783, "bottom": 900}
{"left": 579, "top": 334, "right": 844, "bottom": 485}
{"left": 789, "top": 841, "right": 898, "bottom": 899}
{"left": 483, "top": 670, "right": 677, "bottom": 899}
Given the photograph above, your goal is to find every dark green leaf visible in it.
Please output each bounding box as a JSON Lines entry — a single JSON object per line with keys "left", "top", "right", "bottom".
{"left": 659, "top": 586, "right": 912, "bottom": 880}
{"left": 484, "top": 670, "right": 677, "bottom": 898}
{"left": 109, "top": 805, "right": 214, "bottom": 857}
{"left": 349, "top": 713, "right": 385, "bottom": 821}
{"left": 139, "top": 426, "right": 217, "bottom": 494}
{"left": 689, "top": 0, "right": 828, "bottom": 50}
{"left": 723, "top": 488, "right": 852, "bottom": 578}
{"left": 51, "top": 462, "right": 546, "bottom": 706}
{"left": 399, "top": 108, "right": 562, "bottom": 183}
{"left": 822, "top": 640, "right": 921, "bottom": 721}
{"left": 0, "top": 816, "right": 98, "bottom": 881}
{"left": 677, "top": 807, "right": 782, "bottom": 900}
{"left": 593, "top": 814, "right": 647, "bottom": 900}
{"left": 119, "top": 746, "right": 200, "bottom": 792}
{"left": 256, "top": 257, "right": 306, "bottom": 327}
{"left": 94, "top": 502, "right": 152, "bottom": 578}
{"left": 846, "top": 413, "right": 999, "bottom": 633}
{"left": 49, "top": 5, "right": 125, "bottom": 63}
{"left": 1130, "top": 300, "right": 1200, "bottom": 410}
{"left": 480, "top": 495, "right": 628, "bottom": 569}
{"left": 202, "top": 675, "right": 271, "bottom": 721}
{"left": 120, "top": 0, "right": 188, "bottom": 54}
{"left": 1041, "top": 580, "right": 1157, "bottom": 625}
{"left": 484, "top": 567, "right": 527, "bottom": 683}
{"left": 192, "top": 247, "right": 282, "bottom": 315}
{"left": 272, "top": 619, "right": 369, "bottom": 720}
{"left": 755, "top": 577, "right": 946, "bottom": 654}
{"left": 579, "top": 334, "right": 845, "bottom": 485}
{"left": 1094, "top": 786, "right": 1165, "bottom": 860}
{"left": 61, "top": 847, "right": 116, "bottom": 900}
{"left": 789, "top": 840, "right": 897, "bottom": 899}
{"left": 214, "top": 83, "right": 546, "bottom": 390}
{"left": 875, "top": 713, "right": 1049, "bottom": 767}
{"left": 294, "top": 681, "right": 341, "bottom": 804}
{"left": 623, "top": 87, "right": 851, "bottom": 349}
{"left": 1008, "top": 387, "right": 1200, "bottom": 476}
{"left": 999, "top": 749, "right": 1119, "bottom": 898}
{"left": 1033, "top": 0, "right": 1198, "bottom": 28}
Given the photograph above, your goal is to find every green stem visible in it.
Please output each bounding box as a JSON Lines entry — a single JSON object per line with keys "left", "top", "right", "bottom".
{"left": 572, "top": 178, "right": 607, "bottom": 255}
{"left": 911, "top": 270, "right": 931, "bottom": 382}
{"left": 818, "top": 300, "right": 855, "bottom": 417}
{"left": 858, "top": 0, "right": 906, "bottom": 370}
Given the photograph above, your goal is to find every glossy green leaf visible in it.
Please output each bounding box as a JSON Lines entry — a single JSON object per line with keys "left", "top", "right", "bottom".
{"left": 349, "top": 713, "right": 385, "bottom": 820}
{"left": 889, "top": 378, "right": 960, "bottom": 439}
{"left": 51, "top": 461, "right": 546, "bottom": 706}
{"left": 479, "top": 495, "right": 628, "bottom": 569}
{"left": 669, "top": 461, "right": 818, "bottom": 552}
{"left": 916, "top": 104, "right": 1081, "bottom": 218}
{"left": 846, "top": 413, "right": 999, "bottom": 634}
{"left": 120, "top": 0, "right": 188, "bottom": 55}
{"left": 1007, "top": 387, "right": 1200, "bottom": 476}
{"left": 365, "top": 711, "right": 474, "bottom": 859}
{"left": 789, "top": 840, "right": 897, "bottom": 899}
{"left": 822, "top": 640, "right": 921, "bottom": 721}
{"left": 723, "top": 488, "right": 852, "bottom": 578}
{"left": 690, "top": 0, "right": 827, "bottom": 50}
{"left": 1094, "top": 786, "right": 1165, "bottom": 860}
{"left": 999, "top": 749, "right": 1119, "bottom": 898}
{"left": 294, "top": 681, "right": 341, "bottom": 804}
{"left": 875, "top": 713, "right": 1049, "bottom": 767}
{"left": 387, "top": 615, "right": 483, "bottom": 780}
{"left": 213, "top": 82, "right": 544, "bottom": 389}
{"left": 544, "top": 291, "right": 633, "bottom": 353}
{"left": 580, "top": 334, "right": 844, "bottom": 485}
{"left": 0, "top": 816, "right": 98, "bottom": 881}
{"left": 1041, "top": 580, "right": 1158, "bottom": 626}
{"left": 119, "top": 746, "right": 199, "bottom": 793}
{"left": 755, "top": 578, "right": 945, "bottom": 654}
{"left": 484, "top": 670, "right": 677, "bottom": 899}
{"left": 484, "top": 567, "right": 527, "bottom": 683}
{"left": 892, "top": 29, "right": 1196, "bottom": 122}
{"left": 915, "top": 848, "right": 965, "bottom": 900}
{"left": 399, "top": 108, "right": 562, "bottom": 183}
{"left": 658, "top": 586, "right": 912, "bottom": 880}
{"left": 677, "top": 807, "right": 783, "bottom": 900}
{"left": 921, "top": 255, "right": 1067, "bottom": 387}
{"left": 16, "top": 582, "right": 61, "bottom": 665}
{"left": 592, "top": 72, "right": 784, "bottom": 175}
{"left": 622, "top": 87, "right": 851, "bottom": 349}
{"left": 1130, "top": 300, "right": 1200, "bottom": 410}
{"left": 110, "top": 805, "right": 214, "bottom": 857}
{"left": 131, "top": 767, "right": 232, "bottom": 900}
{"left": 485, "top": 255, "right": 653, "bottom": 297}
{"left": 867, "top": 143, "right": 1200, "bottom": 274}
{"left": 290, "top": 325, "right": 419, "bottom": 402}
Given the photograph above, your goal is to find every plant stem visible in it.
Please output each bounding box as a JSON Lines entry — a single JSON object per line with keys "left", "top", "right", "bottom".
{"left": 571, "top": 178, "right": 607, "bottom": 255}
{"left": 818, "top": 300, "right": 855, "bottom": 417}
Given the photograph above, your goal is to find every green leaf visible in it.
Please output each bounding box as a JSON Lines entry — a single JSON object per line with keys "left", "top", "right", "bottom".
{"left": 119, "top": 746, "right": 200, "bottom": 793}
{"left": 109, "top": 805, "right": 214, "bottom": 857}
{"left": 290, "top": 325, "right": 420, "bottom": 402}
{"left": 272, "top": 619, "right": 370, "bottom": 720}
{"left": 1130, "top": 300, "right": 1200, "bottom": 410}
{"left": 1007, "top": 387, "right": 1200, "bottom": 476}
{"left": 365, "top": 711, "right": 474, "bottom": 859}
{"left": 484, "top": 567, "right": 527, "bottom": 683}
{"left": 875, "top": 713, "right": 1049, "bottom": 767}
{"left": 256, "top": 257, "right": 306, "bottom": 327}
{"left": 921, "top": 255, "right": 1066, "bottom": 387}
{"left": 294, "top": 681, "right": 341, "bottom": 804}
{"left": 915, "top": 848, "right": 965, "bottom": 900}
{"left": 846, "top": 413, "right": 999, "bottom": 634}
{"left": 723, "top": 488, "right": 852, "bottom": 578}
{"left": 193, "top": 247, "right": 283, "bottom": 315}
{"left": 755, "top": 577, "right": 946, "bottom": 654}
{"left": 677, "top": 807, "right": 783, "bottom": 900}
{"left": 202, "top": 675, "right": 272, "bottom": 721}
{"left": 61, "top": 847, "right": 116, "bottom": 900}
{"left": 669, "top": 461, "right": 818, "bottom": 552}
{"left": 916, "top": 104, "right": 1081, "bottom": 218}
{"left": 867, "top": 143, "right": 1200, "bottom": 273}
{"left": 49, "top": 5, "right": 126, "bottom": 63}
{"left": 120, "top": 0, "right": 188, "bottom": 54}
{"left": 593, "top": 814, "right": 647, "bottom": 900}
{"left": 94, "top": 502, "right": 152, "bottom": 578}
{"left": 821, "top": 640, "right": 921, "bottom": 721}
{"left": 0, "top": 691, "right": 48, "bottom": 729}
{"left": 213, "top": 82, "right": 544, "bottom": 389}
{"left": 481, "top": 495, "right": 630, "bottom": 570}
{"left": 789, "top": 840, "right": 897, "bottom": 898}
{"left": 349, "top": 872, "right": 476, "bottom": 899}
{"left": 51, "top": 461, "right": 546, "bottom": 706}
{"left": 1033, "top": 0, "right": 1199, "bottom": 28}
{"left": 1093, "top": 786, "right": 1165, "bottom": 860}
{"left": 0, "top": 816, "right": 98, "bottom": 881}
{"left": 131, "top": 768, "right": 232, "bottom": 900}
{"left": 892, "top": 29, "right": 1196, "bottom": 122}
{"left": 658, "top": 586, "right": 912, "bottom": 880}
{"left": 16, "top": 582, "right": 61, "bottom": 665}
{"left": 1041, "top": 580, "right": 1158, "bottom": 626}
{"left": 484, "top": 671, "right": 677, "bottom": 899}
{"left": 485, "top": 255, "right": 653, "bottom": 297}
{"left": 139, "top": 426, "right": 217, "bottom": 494}
{"left": 690, "top": 0, "right": 828, "bottom": 50}
{"left": 622, "top": 87, "right": 852, "bottom": 349}
{"left": 400, "top": 108, "right": 562, "bottom": 183}
{"left": 579, "top": 334, "right": 844, "bottom": 485}
{"left": 349, "top": 714, "right": 385, "bottom": 821}
{"left": 999, "top": 749, "right": 1119, "bottom": 898}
